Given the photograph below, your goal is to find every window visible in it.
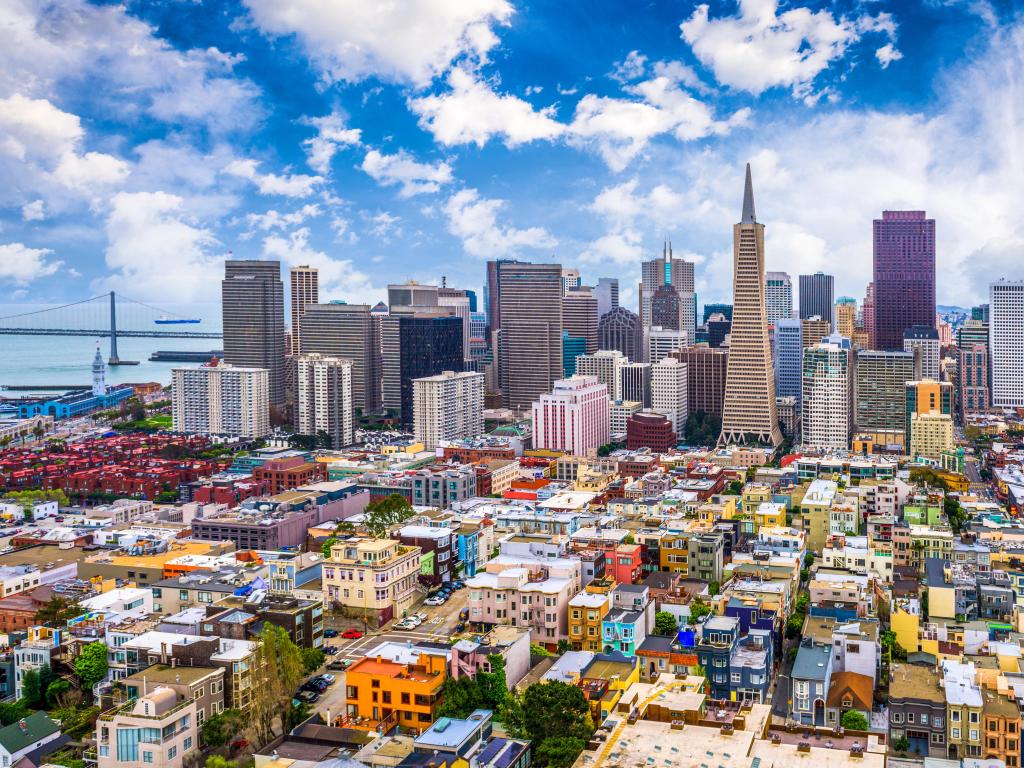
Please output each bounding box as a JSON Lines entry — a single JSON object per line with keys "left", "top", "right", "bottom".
{"left": 184, "top": 737, "right": 192, "bottom": 751}
{"left": 143, "top": 753, "right": 153, "bottom": 764}
{"left": 168, "top": 747, "right": 177, "bottom": 760}
{"left": 907, "top": 713, "right": 915, "bottom": 723}
{"left": 892, "top": 713, "right": 903, "bottom": 724}
{"left": 952, "top": 728, "right": 961, "bottom": 739}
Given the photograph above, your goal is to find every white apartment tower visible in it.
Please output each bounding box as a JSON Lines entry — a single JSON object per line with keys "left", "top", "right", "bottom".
{"left": 531, "top": 375, "right": 610, "bottom": 457}
{"left": 765, "top": 271, "right": 792, "bottom": 324}
{"left": 800, "top": 341, "right": 850, "bottom": 451}
{"left": 172, "top": 360, "right": 270, "bottom": 438}
{"left": 289, "top": 265, "right": 319, "bottom": 355}
{"left": 412, "top": 370, "right": 485, "bottom": 449}
{"left": 990, "top": 280, "right": 1024, "bottom": 408}
{"left": 575, "top": 350, "right": 628, "bottom": 401}
{"left": 645, "top": 326, "right": 690, "bottom": 364}
{"left": 651, "top": 357, "right": 688, "bottom": 436}
{"left": 296, "top": 353, "right": 353, "bottom": 448}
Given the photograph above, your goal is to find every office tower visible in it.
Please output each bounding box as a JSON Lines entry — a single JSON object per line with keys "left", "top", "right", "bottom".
{"left": 497, "top": 262, "right": 563, "bottom": 409}
{"left": 388, "top": 282, "right": 439, "bottom": 308}
{"left": 222, "top": 260, "right": 285, "bottom": 405}
{"left": 289, "top": 265, "right": 319, "bottom": 355}
{"left": 937, "top": 317, "right": 953, "bottom": 346}
{"left": 412, "top": 370, "right": 485, "bottom": 449}
{"left": 651, "top": 285, "right": 685, "bottom": 331}
{"left": 835, "top": 297, "right": 856, "bottom": 339}
{"left": 776, "top": 397, "right": 797, "bottom": 438}
{"left": 610, "top": 400, "right": 642, "bottom": 436}
{"left": 620, "top": 362, "right": 652, "bottom": 407}
{"left": 862, "top": 282, "right": 875, "bottom": 349}
{"left": 646, "top": 326, "right": 689, "bottom": 364}
{"left": 300, "top": 303, "right": 380, "bottom": 414}
{"left": 702, "top": 303, "right": 733, "bottom": 323}
{"left": 765, "top": 271, "right": 792, "bottom": 324}
{"left": 380, "top": 312, "right": 464, "bottom": 424}
{"left": 563, "top": 288, "right": 599, "bottom": 353}
{"left": 651, "top": 357, "right": 687, "bottom": 435}
{"left": 853, "top": 350, "right": 917, "bottom": 446}
{"left": 626, "top": 410, "right": 676, "bottom": 453}
{"left": 562, "top": 333, "right": 587, "bottom": 377}
{"left": 576, "top": 349, "right": 628, "bottom": 401}
{"left": 871, "top": 210, "right": 936, "bottom": 350}
{"left": 439, "top": 287, "right": 473, "bottom": 361}
{"left": 531, "top": 375, "right": 610, "bottom": 456}
{"left": 172, "top": 360, "right": 270, "bottom": 438}
{"left": 670, "top": 345, "right": 728, "bottom": 419}
{"left": 594, "top": 278, "right": 619, "bottom": 318}
{"left": 903, "top": 325, "right": 940, "bottom": 382}
{"left": 639, "top": 243, "right": 695, "bottom": 328}
{"left": 801, "top": 316, "right": 831, "bottom": 348}
{"left": 959, "top": 344, "right": 990, "bottom": 416}
{"left": 719, "top": 165, "right": 782, "bottom": 446}
{"left": 906, "top": 380, "right": 954, "bottom": 459}
{"left": 296, "top": 353, "right": 353, "bottom": 448}
{"left": 800, "top": 340, "right": 850, "bottom": 451}
{"left": 561, "top": 267, "right": 581, "bottom": 295}
{"left": 799, "top": 272, "right": 835, "bottom": 324}
{"left": 774, "top": 318, "right": 803, "bottom": 406}
{"left": 990, "top": 280, "right": 1024, "bottom": 408}
{"left": 973, "top": 304, "right": 990, "bottom": 323}
{"left": 706, "top": 313, "right": 731, "bottom": 348}
{"left": 597, "top": 307, "right": 642, "bottom": 362}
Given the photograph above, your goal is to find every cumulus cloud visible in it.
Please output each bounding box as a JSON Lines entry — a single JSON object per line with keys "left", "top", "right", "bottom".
{"left": 21, "top": 199, "right": 45, "bottom": 221}
{"left": 611, "top": 50, "right": 648, "bottom": 82}
{"left": 301, "top": 112, "right": 362, "bottom": 173}
{"left": 409, "top": 67, "right": 564, "bottom": 148}
{"left": 0, "top": 242, "right": 63, "bottom": 283}
{"left": 876, "top": 43, "right": 903, "bottom": 68}
{"left": 360, "top": 149, "right": 454, "bottom": 197}
{"left": 98, "top": 191, "right": 223, "bottom": 301}
{"left": 224, "top": 159, "right": 323, "bottom": 198}
{"left": 443, "top": 188, "right": 556, "bottom": 258}
{"left": 242, "top": 0, "right": 514, "bottom": 86}
{"left": 241, "top": 204, "right": 322, "bottom": 237}
{"left": 261, "top": 227, "right": 378, "bottom": 303}
{"left": 680, "top": 0, "right": 897, "bottom": 99}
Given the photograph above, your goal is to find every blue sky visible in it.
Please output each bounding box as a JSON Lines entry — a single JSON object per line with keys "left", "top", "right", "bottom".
{"left": 0, "top": 0, "right": 1021, "bottom": 318}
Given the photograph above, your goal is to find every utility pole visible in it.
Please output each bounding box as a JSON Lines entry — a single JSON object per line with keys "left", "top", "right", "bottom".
{"left": 108, "top": 291, "right": 120, "bottom": 364}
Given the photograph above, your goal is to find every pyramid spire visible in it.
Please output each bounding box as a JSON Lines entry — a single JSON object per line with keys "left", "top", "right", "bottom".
{"left": 741, "top": 162, "right": 756, "bottom": 224}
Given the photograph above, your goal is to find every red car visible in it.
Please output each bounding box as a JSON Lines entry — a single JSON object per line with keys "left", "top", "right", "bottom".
{"left": 341, "top": 629, "right": 364, "bottom": 639}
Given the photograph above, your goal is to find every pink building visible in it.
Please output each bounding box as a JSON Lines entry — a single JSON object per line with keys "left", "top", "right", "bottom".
{"left": 532, "top": 375, "right": 610, "bottom": 457}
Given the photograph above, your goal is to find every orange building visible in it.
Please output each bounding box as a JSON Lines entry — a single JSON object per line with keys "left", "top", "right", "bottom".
{"left": 342, "top": 652, "right": 447, "bottom": 734}
{"left": 983, "top": 688, "right": 1021, "bottom": 767}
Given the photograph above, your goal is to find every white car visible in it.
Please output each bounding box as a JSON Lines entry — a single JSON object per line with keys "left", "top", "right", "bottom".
{"left": 394, "top": 619, "right": 416, "bottom": 630}
{"left": 424, "top": 596, "right": 446, "bottom": 606}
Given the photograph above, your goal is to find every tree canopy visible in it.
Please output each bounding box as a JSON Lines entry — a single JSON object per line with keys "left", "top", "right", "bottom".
{"left": 654, "top": 611, "right": 677, "bottom": 636}
{"left": 684, "top": 410, "right": 721, "bottom": 446}
{"left": 75, "top": 642, "right": 109, "bottom": 692}
{"left": 249, "top": 624, "right": 304, "bottom": 745}
{"left": 840, "top": 710, "right": 869, "bottom": 731}
{"left": 365, "top": 494, "right": 416, "bottom": 537}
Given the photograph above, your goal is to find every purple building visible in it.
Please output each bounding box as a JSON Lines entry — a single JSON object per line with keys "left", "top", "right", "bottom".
{"left": 871, "top": 210, "right": 936, "bottom": 350}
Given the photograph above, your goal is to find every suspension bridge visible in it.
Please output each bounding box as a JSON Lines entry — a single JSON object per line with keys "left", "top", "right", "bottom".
{"left": 0, "top": 291, "right": 221, "bottom": 364}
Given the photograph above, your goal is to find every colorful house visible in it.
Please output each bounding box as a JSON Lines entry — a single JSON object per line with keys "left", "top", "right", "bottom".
{"left": 342, "top": 652, "right": 447, "bottom": 734}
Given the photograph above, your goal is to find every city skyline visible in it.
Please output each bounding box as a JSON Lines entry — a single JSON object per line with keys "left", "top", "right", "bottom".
{"left": 0, "top": 1, "right": 1021, "bottom": 312}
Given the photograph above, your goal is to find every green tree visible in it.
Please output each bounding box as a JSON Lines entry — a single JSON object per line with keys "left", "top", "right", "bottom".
{"left": 45, "top": 679, "right": 73, "bottom": 708}
{"left": 654, "top": 611, "right": 677, "bottom": 636}
{"left": 892, "top": 735, "right": 910, "bottom": 753}
{"left": 803, "top": 552, "right": 814, "bottom": 568}
{"left": 477, "top": 654, "right": 508, "bottom": 712}
{"left": 300, "top": 647, "right": 325, "bottom": 676}
{"left": 522, "top": 681, "right": 594, "bottom": 744}
{"left": 530, "top": 643, "right": 554, "bottom": 658}
{"left": 200, "top": 709, "right": 246, "bottom": 748}
{"left": 684, "top": 410, "right": 722, "bottom": 446}
{"left": 75, "top": 642, "right": 109, "bottom": 692}
{"left": 285, "top": 700, "right": 312, "bottom": 731}
{"left": 535, "top": 736, "right": 588, "bottom": 768}
{"left": 364, "top": 494, "right": 416, "bottom": 538}
{"left": 205, "top": 756, "right": 239, "bottom": 768}
{"left": 689, "top": 598, "right": 712, "bottom": 623}
{"left": 708, "top": 581, "right": 720, "bottom": 597}
{"left": 840, "top": 710, "right": 869, "bottom": 731}
{"left": 321, "top": 537, "right": 338, "bottom": 559}
{"left": 21, "top": 669, "right": 44, "bottom": 708}
{"left": 0, "top": 700, "right": 29, "bottom": 726}
{"left": 249, "top": 625, "right": 304, "bottom": 745}
{"left": 726, "top": 480, "right": 743, "bottom": 495}
{"left": 438, "top": 676, "right": 485, "bottom": 719}
{"left": 556, "top": 639, "right": 571, "bottom": 654}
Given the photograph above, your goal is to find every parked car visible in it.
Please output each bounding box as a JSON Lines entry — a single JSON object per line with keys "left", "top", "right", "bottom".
{"left": 320, "top": 673, "right": 336, "bottom": 684}
{"left": 327, "top": 660, "right": 349, "bottom": 671}
{"left": 323, "top": 629, "right": 338, "bottom": 638}
{"left": 324, "top": 646, "right": 338, "bottom": 655}
{"left": 413, "top": 612, "right": 427, "bottom": 623}
{"left": 395, "top": 619, "right": 416, "bottom": 630}
{"left": 406, "top": 615, "right": 423, "bottom": 627}
{"left": 341, "top": 628, "right": 363, "bottom": 639}
{"left": 296, "top": 690, "right": 320, "bottom": 703}
{"left": 451, "top": 580, "right": 465, "bottom": 589}
{"left": 424, "top": 595, "right": 446, "bottom": 606}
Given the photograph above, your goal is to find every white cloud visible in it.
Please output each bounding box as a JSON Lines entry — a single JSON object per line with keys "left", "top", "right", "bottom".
{"left": 242, "top": 204, "right": 322, "bottom": 236}
{"left": 21, "top": 199, "right": 45, "bottom": 221}
{"left": 224, "top": 159, "right": 322, "bottom": 198}
{"left": 876, "top": 43, "right": 903, "bottom": 68}
{"left": 569, "top": 76, "right": 749, "bottom": 171}
{"left": 612, "top": 50, "right": 648, "bottom": 82}
{"left": 301, "top": 112, "right": 362, "bottom": 173}
{"left": 360, "top": 149, "right": 454, "bottom": 197}
{"left": 409, "top": 67, "right": 564, "bottom": 148}
{"left": 443, "top": 188, "right": 556, "bottom": 258}
{"left": 680, "top": 0, "right": 897, "bottom": 98}
{"left": 242, "top": 0, "right": 514, "bottom": 86}
{"left": 99, "top": 191, "right": 222, "bottom": 301}
{"left": 0, "top": 0, "right": 262, "bottom": 134}
{"left": 579, "top": 230, "right": 644, "bottom": 265}
{"left": 261, "top": 227, "right": 378, "bottom": 303}
{"left": 368, "top": 211, "right": 401, "bottom": 239}
{"left": 0, "top": 242, "right": 62, "bottom": 283}
{"left": 0, "top": 94, "right": 129, "bottom": 202}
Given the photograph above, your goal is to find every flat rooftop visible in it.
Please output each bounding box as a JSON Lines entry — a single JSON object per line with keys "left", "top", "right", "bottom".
{"left": 0, "top": 544, "right": 94, "bottom": 569}
{"left": 123, "top": 664, "right": 222, "bottom": 686}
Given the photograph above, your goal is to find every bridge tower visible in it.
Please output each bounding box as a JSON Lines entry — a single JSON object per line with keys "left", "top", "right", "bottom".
{"left": 108, "top": 291, "right": 120, "bottom": 364}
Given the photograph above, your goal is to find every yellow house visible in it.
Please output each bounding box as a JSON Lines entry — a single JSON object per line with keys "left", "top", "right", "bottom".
{"left": 698, "top": 496, "right": 737, "bottom": 523}
{"left": 753, "top": 502, "right": 787, "bottom": 531}
{"left": 890, "top": 600, "right": 920, "bottom": 654}
{"left": 568, "top": 591, "right": 610, "bottom": 652}
{"left": 742, "top": 483, "right": 773, "bottom": 512}
{"left": 660, "top": 533, "right": 690, "bottom": 574}
{"left": 579, "top": 654, "right": 640, "bottom": 722}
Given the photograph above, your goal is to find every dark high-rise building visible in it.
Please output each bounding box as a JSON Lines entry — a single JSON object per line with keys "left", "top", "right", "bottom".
{"left": 706, "top": 314, "right": 731, "bottom": 349}
{"left": 563, "top": 288, "right": 599, "bottom": 353}
{"left": 485, "top": 259, "right": 518, "bottom": 346}
{"left": 798, "top": 272, "right": 834, "bottom": 324}
{"left": 300, "top": 303, "right": 381, "bottom": 414}
{"left": 626, "top": 410, "right": 676, "bottom": 453}
{"left": 222, "top": 260, "right": 285, "bottom": 405}
{"left": 598, "top": 307, "right": 642, "bottom": 362}
{"left": 381, "top": 312, "right": 464, "bottom": 424}
{"left": 651, "top": 286, "right": 685, "bottom": 331}
{"left": 871, "top": 210, "right": 936, "bottom": 350}
{"left": 671, "top": 345, "right": 728, "bottom": 419}
{"left": 702, "top": 303, "right": 733, "bottom": 324}
{"left": 496, "top": 261, "right": 563, "bottom": 409}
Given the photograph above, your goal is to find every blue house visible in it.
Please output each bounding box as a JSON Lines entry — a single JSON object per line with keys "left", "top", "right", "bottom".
{"left": 601, "top": 608, "right": 647, "bottom": 657}
{"left": 725, "top": 597, "right": 782, "bottom": 661}
{"left": 457, "top": 528, "right": 480, "bottom": 577}
{"left": 730, "top": 628, "right": 773, "bottom": 703}
{"left": 791, "top": 639, "right": 833, "bottom": 725}
{"left": 696, "top": 616, "right": 739, "bottom": 700}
